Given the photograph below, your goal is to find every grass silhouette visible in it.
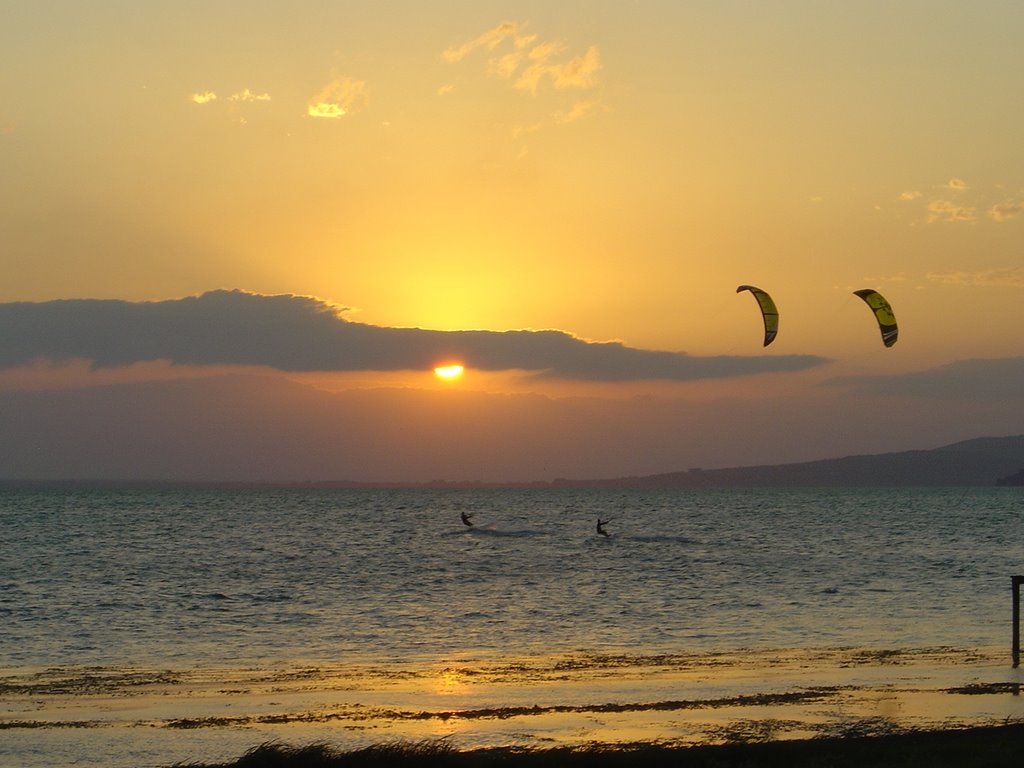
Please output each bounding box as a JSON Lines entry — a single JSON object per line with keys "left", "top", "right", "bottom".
{"left": 178, "top": 723, "right": 1024, "bottom": 767}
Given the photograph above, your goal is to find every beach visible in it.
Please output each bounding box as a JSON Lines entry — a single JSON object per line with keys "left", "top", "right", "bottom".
{"left": 3, "top": 645, "right": 1022, "bottom": 766}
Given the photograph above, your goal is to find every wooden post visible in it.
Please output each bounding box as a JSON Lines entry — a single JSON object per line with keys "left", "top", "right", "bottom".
{"left": 1014, "top": 576, "right": 1023, "bottom": 668}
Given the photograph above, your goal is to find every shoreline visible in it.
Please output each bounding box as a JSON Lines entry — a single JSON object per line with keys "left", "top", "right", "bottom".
{"left": 3, "top": 645, "right": 1023, "bottom": 767}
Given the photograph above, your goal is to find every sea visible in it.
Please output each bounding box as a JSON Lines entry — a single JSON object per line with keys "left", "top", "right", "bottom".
{"left": 1, "top": 486, "right": 1022, "bottom": 766}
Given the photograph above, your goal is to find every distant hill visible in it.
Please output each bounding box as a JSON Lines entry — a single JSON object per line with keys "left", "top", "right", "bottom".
{"left": 559, "top": 435, "right": 1024, "bottom": 488}
{"left": 998, "top": 468, "right": 1024, "bottom": 486}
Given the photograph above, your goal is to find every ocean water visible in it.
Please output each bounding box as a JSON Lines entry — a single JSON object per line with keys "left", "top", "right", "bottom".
{"left": 1, "top": 486, "right": 1023, "bottom": 765}
{"left": 2, "top": 487, "right": 1022, "bottom": 667}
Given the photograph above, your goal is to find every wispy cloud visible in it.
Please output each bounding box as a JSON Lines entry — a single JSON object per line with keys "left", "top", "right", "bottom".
{"left": 926, "top": 199, "right": 977, "bottom": 223}
{"left": 441, "top": 21, "right": 536, "bottom": 64}
{"left": 229, "top": 88, "right": 270, "bottom": 103}
{"left": 551, "top": 46, "right": 602, "bottom": 89}
{"left": 555, "top": 99, "right": 601, "bottom": 124}
{"left": 515, "top": 44, "right": 601, "bottom": 94}
{"left": 307, "top": 77, "right": 368, "bottom": 119}
{"left": 0, "top": 290, "right": 830, "bottom": 382}
{"left": 927, "top": 268, "right": 1024, "bottom": 288}
{"left": 443, "top": 20, "right": 602, "bottom": 117}
{"left": 895, "top": 178, "right": 1024, "bottom": 225}
{"left": 188, "top": 88, "right": 272, "bottom": 126}
{"left": 988, "top": 199, "right": 1024, "bottom": 222}
{"left": 191, "top": 89, "right": 271, "bottom": 105}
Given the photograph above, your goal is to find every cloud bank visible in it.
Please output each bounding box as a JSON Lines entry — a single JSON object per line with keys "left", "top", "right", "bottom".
{"left": 0, "top": 290, "right": 828, "bottom": 381}
{"left": 827, "top": 357, "right": 1024, "bottom": 400}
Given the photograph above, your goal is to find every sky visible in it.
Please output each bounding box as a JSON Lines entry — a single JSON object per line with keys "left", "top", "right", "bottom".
{"left": 1, "top": 1, "right": 1023, "bottom": 482}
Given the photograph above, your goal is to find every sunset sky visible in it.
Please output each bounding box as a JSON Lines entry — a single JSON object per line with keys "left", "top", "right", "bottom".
{"left": 2, "top": 2, "right": 1023, "bottom": 482}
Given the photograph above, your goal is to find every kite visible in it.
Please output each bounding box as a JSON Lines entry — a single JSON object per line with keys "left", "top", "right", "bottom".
{"left": 853, "top": 289, "right": 898, "bottom": 347}
{"left": 736, "top": 285, "right": 779, "bottom": 346}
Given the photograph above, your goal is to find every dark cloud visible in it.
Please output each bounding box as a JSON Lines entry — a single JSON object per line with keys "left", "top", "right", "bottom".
{"left": 826, "top": 357, "right": 1024, "bottom": 400}
{"left": 0, "top": 289, "right": 830, "bottom": 381}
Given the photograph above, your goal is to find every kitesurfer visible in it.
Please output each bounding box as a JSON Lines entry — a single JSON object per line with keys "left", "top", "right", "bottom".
{"left": 596, "top": 518, "right": 610, "bottom": 537}
{"left": 461, "top": 511, "right": 474, "bottom": 527}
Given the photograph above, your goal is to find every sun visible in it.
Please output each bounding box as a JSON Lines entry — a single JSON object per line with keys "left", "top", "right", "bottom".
{"left": 433, "top": 364, "right": 465, "bottom": 381}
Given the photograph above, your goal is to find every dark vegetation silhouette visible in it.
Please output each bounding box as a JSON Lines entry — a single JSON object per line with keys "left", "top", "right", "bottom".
{"left": 178, "top": 724, "right": 1024, "bottom": 768}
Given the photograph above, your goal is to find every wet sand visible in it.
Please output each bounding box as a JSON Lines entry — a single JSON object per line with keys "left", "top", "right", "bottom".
{"left": 2, "top": 646, "right": 1023, "bottom": 767}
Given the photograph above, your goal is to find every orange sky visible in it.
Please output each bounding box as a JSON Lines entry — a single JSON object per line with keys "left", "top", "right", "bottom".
{"left": 1, "top": 2, "right": 1023, "bottom": 481}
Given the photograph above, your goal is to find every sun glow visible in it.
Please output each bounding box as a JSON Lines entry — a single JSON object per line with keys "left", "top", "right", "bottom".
{"left": 433, "top": 364, "right": 465, "bottom": 381}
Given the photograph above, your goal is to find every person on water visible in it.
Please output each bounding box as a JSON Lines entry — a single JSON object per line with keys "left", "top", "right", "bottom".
{"left": 461, "top": 511, "right": 474, "bottom": 527}
{"left": 596, "top": 518, "right": 610, "bottom": 537}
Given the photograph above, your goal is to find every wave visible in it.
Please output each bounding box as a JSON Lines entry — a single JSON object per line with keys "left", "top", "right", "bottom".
{"left": 620, "top": 534, "right": 699, "bottom": 544}
{"left": 438, "top": 525, "right": 546, "bottom": 538}
{"left": 468, "top": 526, "right": 545, "bottom": 538}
